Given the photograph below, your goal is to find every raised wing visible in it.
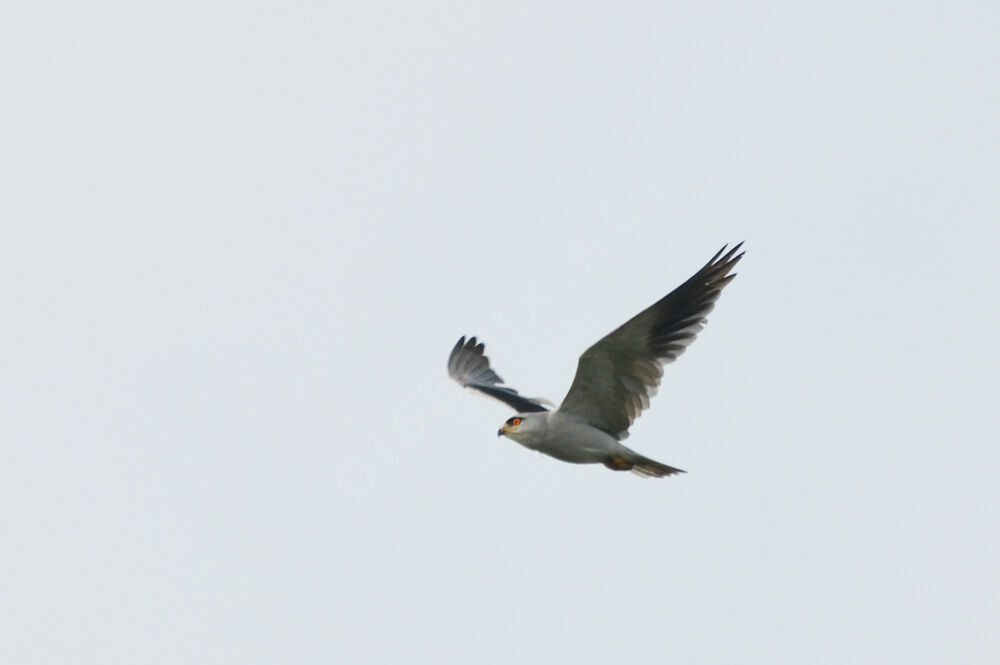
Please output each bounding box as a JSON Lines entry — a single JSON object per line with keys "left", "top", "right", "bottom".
{"left": 447, "top": 336, "right": 549, "bottom": 413}
{"left": 557, "top": 243, "right": 744, "bottom": 439}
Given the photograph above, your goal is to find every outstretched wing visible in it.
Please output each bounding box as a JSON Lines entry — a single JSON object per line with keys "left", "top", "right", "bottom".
{"left": 447, "top": 336, "right": 549, "bottom": 413}
{"left": 557, "top": 243, "right": 744, "bottom": 439}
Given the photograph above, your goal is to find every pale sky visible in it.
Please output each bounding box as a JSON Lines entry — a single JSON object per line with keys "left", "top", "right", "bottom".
{"left": 2, "top": 2, "right": 998, "bottom": 664}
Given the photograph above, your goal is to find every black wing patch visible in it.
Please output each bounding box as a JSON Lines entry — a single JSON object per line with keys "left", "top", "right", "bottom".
{"left": 447, "top": 336, "right": 549, "bottom": 413}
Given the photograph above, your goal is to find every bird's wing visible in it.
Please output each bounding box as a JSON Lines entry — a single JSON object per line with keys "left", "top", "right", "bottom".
{"left": 447, "top": 336, "right": 550, "bottom": 413}
{"left": 557, "top": 243, "right": 744, "bottom": 439}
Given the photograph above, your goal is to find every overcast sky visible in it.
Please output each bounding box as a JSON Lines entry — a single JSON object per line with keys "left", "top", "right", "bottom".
{"left": 2, "top": 2, "right": 998, "bottom": 664}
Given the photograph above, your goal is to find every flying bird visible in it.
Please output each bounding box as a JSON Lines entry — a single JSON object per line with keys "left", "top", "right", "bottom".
{"left": 447, "top": 243, "right": 743, "bottom": 477}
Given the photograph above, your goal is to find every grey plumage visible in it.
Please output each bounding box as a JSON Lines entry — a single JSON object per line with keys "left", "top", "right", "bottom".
{"left": 447, "top": 243, "right": 744, "bottom": 477}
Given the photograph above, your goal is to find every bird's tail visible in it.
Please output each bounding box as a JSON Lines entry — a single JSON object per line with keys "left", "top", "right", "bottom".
{"left": 604, "top": 448, "right": 686, "bottom": 478}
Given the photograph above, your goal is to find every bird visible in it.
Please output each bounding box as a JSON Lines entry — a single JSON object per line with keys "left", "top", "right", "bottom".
{"left": 447, "top": 242, "right": 743, "bottom": 478}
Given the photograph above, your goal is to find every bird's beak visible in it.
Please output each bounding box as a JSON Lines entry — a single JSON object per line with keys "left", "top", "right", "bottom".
{"left": 497, "top": 425, "right": 508, "bottom": 437}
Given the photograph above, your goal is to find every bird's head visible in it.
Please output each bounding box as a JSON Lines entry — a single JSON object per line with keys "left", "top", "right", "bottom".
{"left": 497, "top": 412, "right": 546, "bottom": 442}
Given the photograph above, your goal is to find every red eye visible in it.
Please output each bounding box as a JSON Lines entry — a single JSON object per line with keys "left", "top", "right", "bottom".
{"left": 512, "top": 417, "right": 522, "bottom": 426}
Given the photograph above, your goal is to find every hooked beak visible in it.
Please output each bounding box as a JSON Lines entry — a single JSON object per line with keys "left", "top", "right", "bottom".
{"left": 497, "top": 425, "right": 508, "bottom": 437}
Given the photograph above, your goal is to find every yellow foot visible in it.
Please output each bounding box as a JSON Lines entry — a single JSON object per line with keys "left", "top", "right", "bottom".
{"left": 603, "top": 456, "right": 634, "bottom": 471}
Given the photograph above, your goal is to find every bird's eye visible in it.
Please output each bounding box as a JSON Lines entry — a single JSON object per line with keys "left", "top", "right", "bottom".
{"left": 512, "top": 417, "right": 522, "bottom": 426}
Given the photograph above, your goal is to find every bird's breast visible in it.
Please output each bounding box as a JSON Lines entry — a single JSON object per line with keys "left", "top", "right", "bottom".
{"left": 530, "top": 413, "right": 621, "bottom": 463}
